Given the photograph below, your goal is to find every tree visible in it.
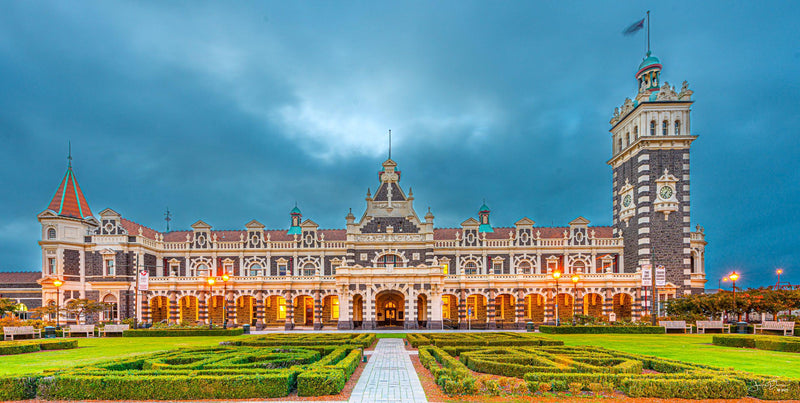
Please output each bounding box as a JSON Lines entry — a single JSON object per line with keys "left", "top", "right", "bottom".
{"left": 63, "top": 299, "right": 106, "bottom": 325}
{"left": 0, "top": 297, "right": 18, "bottom": 317}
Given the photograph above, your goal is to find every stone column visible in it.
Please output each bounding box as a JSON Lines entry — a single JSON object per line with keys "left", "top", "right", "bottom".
{"left": 140, "top": 292, "right": 151, "bottom": 324}
{"left": 515, "top": 288, "right": 526, "bottom": 329}
{"left": 313, "top": 290, "right": 323, "bottom": 330}
{"left": 633, "top": 287, "right": 643, "bottom": 321}
{"left": 487, "top": 289, "right": 497, "bottom": 330}
{"left": 429, "top": 292, "right": 443, "bottom": 329}
{"left": 225, "top": 291, "right": 236, "bottom": 326}
{"left": 603, "top": 288, "right": 614, "bottom": 320}
{"left": 364, "top": 289, "right": 375, "bottom": 330}
{"left": 284, "top": 294, "right": 294, "bottom": 331}
{"left": 458, "top": 289, "right": 468, "bottom": 329}
{"left": 404, "top": 291, "right": 417, "bottom": 330}
{"left": 254, "top": 291, "right": 264, "bottom": 328}
{"left": 168, "top": 291, "right": 179, "bottom": 324}
{"left": 198, "top": 292, "right": 208, "bottom": 324}
{"left": 337, "top": 291, "right": 352, "bottom": 330}
{"left": 544, "top": 289, "right": 555, "bottom": 324}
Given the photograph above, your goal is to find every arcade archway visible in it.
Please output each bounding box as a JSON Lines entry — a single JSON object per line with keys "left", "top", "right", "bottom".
{"left": 375, "top": 290, "right": 404, "bottom": 327}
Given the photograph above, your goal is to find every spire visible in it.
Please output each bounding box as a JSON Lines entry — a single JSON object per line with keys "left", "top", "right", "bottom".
{"left": 478, "top": 201, "right": 493, "bottom": 233}
{"left": 46, "top": 146, "right": 93, "bottom": 219}
{"left": 288, "top": 204, "right": 302, "bottom": 235}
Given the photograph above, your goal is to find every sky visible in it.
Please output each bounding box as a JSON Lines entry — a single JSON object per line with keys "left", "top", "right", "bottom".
{"left": 0, "top": 2, "right": 798, "bottom": 289}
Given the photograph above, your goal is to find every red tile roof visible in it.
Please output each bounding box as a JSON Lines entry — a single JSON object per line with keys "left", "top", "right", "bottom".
{"left": 0, "top": 271, "right": 42, "bottom": 284}
{"left": 46, "top": 166, "right": 93, "bottom": 219}
{"left": 120, "top": 218, "right": 161, "bottom": 239}
{"left": 433, "top": 226, "right": 615, "bottom": 240}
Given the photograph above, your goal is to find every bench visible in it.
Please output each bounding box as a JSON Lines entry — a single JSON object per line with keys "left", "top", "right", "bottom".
{"left": 98, "top": 324, "right": 129, "bottom": 337}
{"left": 2, "top": 326, "right": 41, "bottom": 341}
{"left": 64, "top": 324, "right": 95, "bottom": 338}
{"left": 659, "top": 320, "right": 693, "bottom": 334}
{"left": 696, "top": 320, "right": 731, "bottom": 334}
{"left": 753, "top": 321, "right": 795, "bottom": 336}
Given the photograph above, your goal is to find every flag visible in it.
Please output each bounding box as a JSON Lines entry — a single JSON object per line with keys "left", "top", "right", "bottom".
{"left": 623, "top": 18, "right": 645, "bottom": 36}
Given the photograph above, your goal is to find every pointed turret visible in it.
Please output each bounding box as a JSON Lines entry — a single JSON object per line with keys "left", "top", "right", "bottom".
{"left": 46, "top": 152, "right": 93, "bottom": 219}
{"left": 478, "top": 202, "right": 493, "bottom": 233}
{"left": 288, "top": 205, "right": 302, "bottom": 235}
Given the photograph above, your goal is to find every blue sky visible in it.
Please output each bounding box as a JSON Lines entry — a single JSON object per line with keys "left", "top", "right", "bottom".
{"left": 0, "top": 2, "right": 797, "bottom": 288}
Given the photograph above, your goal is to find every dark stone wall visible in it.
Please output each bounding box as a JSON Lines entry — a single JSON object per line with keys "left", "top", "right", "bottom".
{"left": 63, "top": 250, "right": 81, "bottom": 276}
{"left": 144, "top": 254, "right": 157, "bottom": 276}
{"left": 361, "top": 217, "right": 419, "bottom": 233}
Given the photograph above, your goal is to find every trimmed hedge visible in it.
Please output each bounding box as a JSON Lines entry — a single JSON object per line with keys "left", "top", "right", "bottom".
{"left": 713, "top": 335, "right": 800, "bottom": 353}
{"left": 539, "top": 325, "right": 665, "bottom": 334}
{"left": 0, "top": 376, "right": 40, "bottom": 400}
{"left": 621, "top": 376, "right": 747, "bottom": 399}
{"left": 122, "top": 328, "right": 243, "bottom": 337}
{"left": 230, "top": 333, "right": 375, "bottom": 348}
{"left": 0, "top": 339, "right": 78, "bottom": 355}
{"left": 408, "top": 332, "right": 561, "bottom": 348}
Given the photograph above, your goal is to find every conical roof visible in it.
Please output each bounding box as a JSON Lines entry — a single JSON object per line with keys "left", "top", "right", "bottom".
{"left": 46, "top": 164, "right": 93, "bottom": 219}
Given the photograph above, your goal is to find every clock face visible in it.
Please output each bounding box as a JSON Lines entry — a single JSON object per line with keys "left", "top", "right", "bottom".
{"left": 622, "top": 194, "right": 632, "bottom": 207}
{"left": 659, "top": 186, "right": 673, "bottom": 199}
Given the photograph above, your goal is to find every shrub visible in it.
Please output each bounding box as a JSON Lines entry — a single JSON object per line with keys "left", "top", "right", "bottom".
{"left": 539, "top": 325, "right": 665, "bottom": 334}
{"left": 122, "top": 328, "right": 243, "bottom": 337}
{"left": 297, "top": 369, "right": 346, "bottom": 396}
{"left": 0, "top": 376, "right": 40, "bottom": 400}
{"left": 0, "top": 339, "right": 77, "bottom": 355}
{"left": 713, "top": 335, "right": 800, "bottom": 353}
{"left": 621, "top": 376, "right": 747, "bottom": 399}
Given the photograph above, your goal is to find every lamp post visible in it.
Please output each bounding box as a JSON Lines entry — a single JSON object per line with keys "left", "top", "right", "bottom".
{"left": 729, "top": 272, "right": 740, "bottom": 322}
{"left": 553, "top": 271, "right": 561, "bottom": 326}
{"left": 207, "top": 277, "right": 215, "bottom": 330}
{"left": 221, "top": 273, "right": 230, "bottom": 329}
{"left": 776, "top": 269, "right": 783, "bottom": 288}
{"left": 719, "top": 276, "right": 728, "bottom": 291}
{"left": 53, "top": 279, "right": 63, "bottom": 328}
{"left": 571, "top": 274, "right": 579, "bottom": 325}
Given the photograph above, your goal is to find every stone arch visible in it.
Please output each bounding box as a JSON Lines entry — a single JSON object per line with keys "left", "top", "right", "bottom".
{"left": 556, "top": 293, "right": 574, "bottom": 324}
{"left": 583, "top": 293, "right": 604, "bottom": 318}
{"left": 208, "top": 295, "right": 224, "bottom": 325}
{"left": 493, "top": 292, "right": 514, "bottom": 322}
{"left": 179, "top": 295, "right": 198, "bottom": 324}
{"left": 352, "top": 294, "right": 364, "bottom": 327}
{"left": 322, "top": 294, "right": 340, "bottom": 326}
{"left": 236, "top": 295, "right": 255, "bottom": 325}
{"left": 459, "top": 255, "right": 483, "bottom": 275}
{"left": 441, "top": 294, "right": 459, "bottom": 326}
{"left": 150, "top": 296, "right": 169, "bottom": 323}
{"left": 465, "top": 293, "right": 487, "bottom": 326}
{"left": 416, "top": 293, "right": 428, "bottom": 327}
{"left": 568, "top": 254, "right": 592, "bottom": 274}
{"left": 613, "top": 292, "right": 633, "bottom": 321}
{"left": 373, "top": 249, "right": 408, "bottom": 268}
{"left": 375, "top": 290, "right": 405, "bottom": 327}
{"left": 264, "top": 295, "right": 286, "bottom": 327}
{"left": 523, "top": 293, "right": 546, "bottom": 323}
{"left": 101, "top": 294, "right": 118, "bottom": 322}
{"left": 293, "top": 294, "right": 314, "bottom": 326}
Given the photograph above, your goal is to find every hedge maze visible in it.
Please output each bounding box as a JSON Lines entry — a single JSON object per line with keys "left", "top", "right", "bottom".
{"left": 407, "top": 332, "right": 563, "bottom": 348}
{"left": 0, "top": 333, "right": 374, "bottom": 401}
{"left": 417, "top": 335, "right": 800, "bottom": 400}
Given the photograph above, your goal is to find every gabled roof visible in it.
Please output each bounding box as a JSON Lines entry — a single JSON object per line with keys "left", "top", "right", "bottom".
{"left": 46, "top": 164, "right": 93, "bottom": 219}
{"left": 460, "top": 217, "right": 480, "bottom": 227}
{"left": 245, "top": 219, "right": 265, "bottom": 229}
{"left": 191, "top": 220, "right": 212, "bottom": 230}
{"left": 515, "top": 217, "right": 536, "bottom": 226}
{"left": 301, "top": 219, "right": 319, "bottom": 228}
{"left": 569, "top": 216, "right": 591, "bottom": 226}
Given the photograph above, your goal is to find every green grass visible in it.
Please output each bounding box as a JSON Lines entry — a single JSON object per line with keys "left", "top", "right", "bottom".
{"left": 0, "top": 336, "right": 231, "bottom": 375}
{"left": 538, "top": 333, "right": 800, "bottom": 378}
{"left": 376, "top": 333, "right": 406, "bottom": 339}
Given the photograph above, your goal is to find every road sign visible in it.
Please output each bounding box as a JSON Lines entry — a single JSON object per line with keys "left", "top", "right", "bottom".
{"left": 655, "top": 265, "right": 666, "bottom": 287}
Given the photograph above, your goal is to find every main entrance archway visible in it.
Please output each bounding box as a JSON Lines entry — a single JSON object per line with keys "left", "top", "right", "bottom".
{"left": 375, "top": 290, "right": 404, "bottom": 328}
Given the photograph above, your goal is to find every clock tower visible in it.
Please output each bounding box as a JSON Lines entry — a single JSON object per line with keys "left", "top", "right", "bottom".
{"left": 608, "top": 51, "right": 706, "bottom": 295}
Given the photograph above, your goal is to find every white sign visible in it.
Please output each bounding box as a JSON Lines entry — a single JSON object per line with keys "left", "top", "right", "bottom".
{"left": 655, "top": 265, "right": 667, "bottom": 287}
{"left": 138, "top": 270, "right": 149, "bottom": 291}
{"left": 641, "top": 265, "right": 652, "bottom": 286}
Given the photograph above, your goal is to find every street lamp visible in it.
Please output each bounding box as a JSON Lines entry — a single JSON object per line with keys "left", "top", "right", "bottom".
{"left": 53, "top": 279, "right": 63, "bottom": 328}
{"left": 207, "top": 277, "right": 215, "bottom": 330}
{"left": 776, "top": 269, "right": 783, "bottom": 288}
{"left": 729, "top": 272, "right": 740, "bottom": 321}
{"left": 571, "top": 274, "right": 580, "bottom": 324}
{"left": 552, "top": 271, "right": 561, "bottom": 326}
{"left": 221, "top": 273, "right": 230, "bottom": 329}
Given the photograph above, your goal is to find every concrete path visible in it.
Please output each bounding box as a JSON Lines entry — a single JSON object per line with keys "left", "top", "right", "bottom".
{"left": 349, "top": 338, "right": 428, "bottom": 403}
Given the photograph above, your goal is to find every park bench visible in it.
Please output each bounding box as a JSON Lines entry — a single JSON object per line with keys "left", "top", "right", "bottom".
{"left": 659, "top": 320, "right": 693, "bottom": 334}
{"left": 696, "top": 320, "right": 731, "bottom": 334}
{"left": 98, "top": 324, "right": 129, "bottom": 337}
{"left": 753, "top": 321, "right": 795, "bottom": 336}
{"left": 64, "top": 324, "right": 95, "bottom": 338}
{"left": 2, "top": 326, "right": 41, "bottom": 341}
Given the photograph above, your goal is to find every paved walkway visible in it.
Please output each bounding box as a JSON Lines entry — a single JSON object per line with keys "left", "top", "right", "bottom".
{"left": 349, "top": 338, "right": 428, "bottom": 403}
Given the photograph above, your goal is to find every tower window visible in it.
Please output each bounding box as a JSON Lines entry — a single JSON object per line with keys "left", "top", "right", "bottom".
{"left": 634, "top": 126, "right": 639, "bottom": 139}
{"left": 650, "top": 120, "right": 656, "bottom": 136}
{"left": 617, "top": 137, "right": 623, "bottom": 153}
{"left": 662, "top": 121, "right": 668, "bottom": 136}
{"left": 48, "top": 258, "right": 56, "bottom": 275}
{"left": 675, "top": 120, "right": 681, "bottom": 135}
{"left": 47, "top": 228, "right": 56, "bottom": 240}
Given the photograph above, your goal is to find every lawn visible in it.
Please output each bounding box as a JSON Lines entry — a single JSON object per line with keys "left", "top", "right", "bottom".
{"left": 539, "top": 333, "right": 800, "bottom": 378}
{"left": 0, "top": 336, "right": 231, "bottom": 375}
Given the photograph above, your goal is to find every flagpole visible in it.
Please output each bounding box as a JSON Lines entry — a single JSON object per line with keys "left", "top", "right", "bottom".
{"left": 639, "top": 10, "right": 650, "bottom": 55}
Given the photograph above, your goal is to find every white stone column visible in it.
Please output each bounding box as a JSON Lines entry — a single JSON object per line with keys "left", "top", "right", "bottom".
{"left": 430, "top": 292, "right": 443, "bottom": 329}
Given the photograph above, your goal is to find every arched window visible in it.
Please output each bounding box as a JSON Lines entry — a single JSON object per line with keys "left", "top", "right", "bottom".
{"left": 662, "top": 120, "right": 668, "bottom": 135}
{"left": 47, "top": 228, "right": 56, "bottom": 240}
{"left": 102, "top": 294, "right": 118, "bottom": 321}
{"left": 518, "top": 261, "right": 532, "bottom": 275}
{"left": 572, "top": 260, "right": 586, "bottom": 274}
{"left": 249, "top": 264, "right": 262, "bottom": 277}
{"left": 617, "top": 137, "right": 623, "bottom": 153}
{"left": 634, "top": 125, "right": 639, "bottom": 139}
{"left": 302, "top": 263, "right": 316, "bottom": 276}
{"left": 376, "top": 254, "right": 400, "bottom": 268}
{"left": 196, "top": 264, "right": 208, "bottom": 277}
{"left": 464, "top": 261, "right": 478, "bottom": 275}
{"left": 674, "top": 120, "right": 681, "bottom": 135}
{"left": 650, "top": 120, "right": 656, "bottom": 136}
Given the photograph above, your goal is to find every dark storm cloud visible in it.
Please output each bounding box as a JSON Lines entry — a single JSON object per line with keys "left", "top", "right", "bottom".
{"left": 0, "top": 2, "right": 797, "bottom": 287}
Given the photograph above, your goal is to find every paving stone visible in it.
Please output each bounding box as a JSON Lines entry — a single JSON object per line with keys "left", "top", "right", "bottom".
{"left": 349, "top": 338, "right": 427, "bottom": 403}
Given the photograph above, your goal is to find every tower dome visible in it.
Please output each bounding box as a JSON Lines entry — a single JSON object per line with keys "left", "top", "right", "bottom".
{"left": 635, "top": 51, "right": 662, "bottom": 94}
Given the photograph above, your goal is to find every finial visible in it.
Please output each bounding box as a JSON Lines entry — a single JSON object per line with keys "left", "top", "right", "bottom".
{"left": 164, "top": 207, "right": 172, "bottom": 232}
{"left": 67, "top": 141, "right": 72, "bottom": 168}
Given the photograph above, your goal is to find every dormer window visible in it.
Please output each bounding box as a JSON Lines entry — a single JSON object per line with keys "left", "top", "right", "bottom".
{"left": 47, "top": 228, "right": 56, "bottom": 240}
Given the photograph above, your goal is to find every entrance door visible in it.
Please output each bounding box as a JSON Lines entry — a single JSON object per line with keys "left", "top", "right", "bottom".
{"left": 385, "top": 302, "right": 397, "bottom": 326}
